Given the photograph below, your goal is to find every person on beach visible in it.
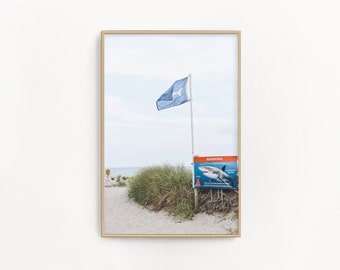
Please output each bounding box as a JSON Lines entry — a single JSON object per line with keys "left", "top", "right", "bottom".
{"left": 104, "top": 169, "right": 112, "bottom": 187}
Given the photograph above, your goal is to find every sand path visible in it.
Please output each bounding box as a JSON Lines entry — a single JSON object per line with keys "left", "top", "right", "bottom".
{"left": 104, "top": 187, "right": 238, "bottom": 235}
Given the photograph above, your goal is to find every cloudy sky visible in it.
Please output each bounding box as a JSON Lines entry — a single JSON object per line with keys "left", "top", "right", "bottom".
{"left": 104, "top": 33, "right": 238, "bottom": 167}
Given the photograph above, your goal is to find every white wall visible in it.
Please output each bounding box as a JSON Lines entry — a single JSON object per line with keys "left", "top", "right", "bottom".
{"left": 1, "top": 0, "right": 340, "bottom": 269}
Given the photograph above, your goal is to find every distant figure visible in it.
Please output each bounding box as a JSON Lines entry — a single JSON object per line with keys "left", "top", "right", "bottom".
{"left": 104, "top": 169, "right": 112, "bottom": 187}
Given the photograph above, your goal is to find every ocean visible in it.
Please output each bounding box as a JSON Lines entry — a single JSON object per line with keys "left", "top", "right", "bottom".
{"left": 106, "top": 167, "right": 143, "bottom": 177}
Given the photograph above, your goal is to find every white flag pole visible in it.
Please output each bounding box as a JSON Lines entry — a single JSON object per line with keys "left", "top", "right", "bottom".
{"left": 189, "top": 74, "right": 198, "bottom": 208}
{"left": 188, "top": 74, "right": 194, "bottom": 159}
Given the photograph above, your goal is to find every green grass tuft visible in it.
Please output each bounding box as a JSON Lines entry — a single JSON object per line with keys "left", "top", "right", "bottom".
{"left": 117, "top": 181, "right": 127, "bottom": 187}
{"left": 128, "top": 164, "right": 194, "bottom": 219}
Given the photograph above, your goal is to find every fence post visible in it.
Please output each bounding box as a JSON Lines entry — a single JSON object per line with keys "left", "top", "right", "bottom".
{"left": 194, "top": 188, "right": 199, "bottom": 209}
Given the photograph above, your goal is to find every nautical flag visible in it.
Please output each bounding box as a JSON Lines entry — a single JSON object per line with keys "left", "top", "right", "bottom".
{"left": 156, "top": 77, "right": 189, "bottom": 111}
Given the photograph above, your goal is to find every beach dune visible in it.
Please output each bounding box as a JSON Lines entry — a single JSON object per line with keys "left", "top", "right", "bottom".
{"left": 104, "top": 187, "right": 238, "bottom": 235}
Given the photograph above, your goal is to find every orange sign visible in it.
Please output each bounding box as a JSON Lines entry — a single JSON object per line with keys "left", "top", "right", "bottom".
{"left": 194, "top": 156, "right": 237, "bottom": 163}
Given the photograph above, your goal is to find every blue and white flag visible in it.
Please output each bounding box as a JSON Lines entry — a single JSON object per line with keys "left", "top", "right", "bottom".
{"left": 156, "top": 77, "right": 189, "bottom": 111}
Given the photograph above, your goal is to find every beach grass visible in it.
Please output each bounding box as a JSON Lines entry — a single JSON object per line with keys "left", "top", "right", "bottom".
{"left": 117, "top": 181, "right": 127, "bottom": 187}
{"left": 128, "top": 164, "right": 194, "bottom": 219}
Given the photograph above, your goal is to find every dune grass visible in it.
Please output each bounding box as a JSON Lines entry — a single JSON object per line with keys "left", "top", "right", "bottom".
{"left": 128, "top": 164, "right": 194, "bottom": 219}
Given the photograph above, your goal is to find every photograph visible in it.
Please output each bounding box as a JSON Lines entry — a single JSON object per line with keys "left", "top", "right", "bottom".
{"left": 101, "top": 30, "right": 241, "bottom": 237}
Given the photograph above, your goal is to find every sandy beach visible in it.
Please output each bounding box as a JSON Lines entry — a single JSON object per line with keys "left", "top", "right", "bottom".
{"left": 104, "top": 186, "right": 238, "bottom": 235}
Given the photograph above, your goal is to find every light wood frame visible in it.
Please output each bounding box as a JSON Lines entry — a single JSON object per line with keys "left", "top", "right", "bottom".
{"left": 101, "top": 30, "right": 241, "bottom": 238}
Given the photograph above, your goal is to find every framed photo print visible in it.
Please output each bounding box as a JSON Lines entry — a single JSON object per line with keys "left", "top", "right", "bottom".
{"left": 101, "top": 30, "right": 241, "bottom": 237}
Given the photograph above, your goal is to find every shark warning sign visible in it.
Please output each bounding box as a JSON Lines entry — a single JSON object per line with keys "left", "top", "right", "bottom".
{"left": 193, "top": 156, "right": 238, "bottom": 190}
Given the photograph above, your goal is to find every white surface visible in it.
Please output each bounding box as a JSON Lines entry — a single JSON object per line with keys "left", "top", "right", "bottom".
{"left": 1, "top": 0, "right": 340, "bottom": 269}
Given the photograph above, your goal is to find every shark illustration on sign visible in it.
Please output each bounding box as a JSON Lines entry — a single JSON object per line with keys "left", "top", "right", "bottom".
{"left": 193, "top": 156, "right": 238, "bottom": 189}
{"left": 198, "top": 165, "right": 234, "bottom": 188}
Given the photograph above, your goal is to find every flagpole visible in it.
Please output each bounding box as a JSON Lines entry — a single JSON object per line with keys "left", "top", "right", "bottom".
{"left": 189, "top": 74, "right": 194, "bottom": 159}
{"left": 189, "top": 74, "right": 198, "bottom": 209}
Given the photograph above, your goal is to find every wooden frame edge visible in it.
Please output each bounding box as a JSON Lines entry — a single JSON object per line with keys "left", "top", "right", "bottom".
{"left": 101, "top": 31, "right": 105, "bottom": 237}
{"left": 101, "top": 30, "right": 241, "bottom": 238}
{"left": 101, "top": 30, "right": 241, "bottom": 35}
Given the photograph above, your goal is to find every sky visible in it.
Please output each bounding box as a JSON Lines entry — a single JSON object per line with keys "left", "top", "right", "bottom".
{"left": 104, "top": 34, "right": 239, "bottom": 168}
